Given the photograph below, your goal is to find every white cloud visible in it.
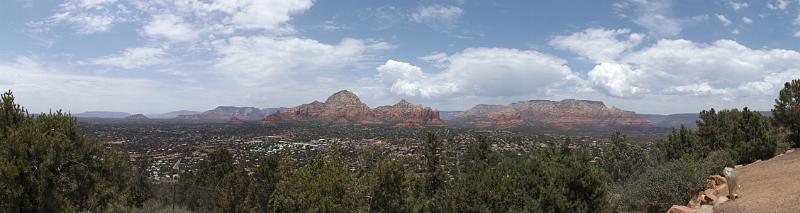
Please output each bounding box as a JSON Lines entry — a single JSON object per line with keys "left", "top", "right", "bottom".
{"left": 84, "top": 47, "right": 169, "bottom": 69}
{"left": 38, "top": 0, "right": 128, "bottom": 34}
{"left": 742, "top": 16, "right": 753, "bottom": 24}
{"left": 767, "top": 0, "right": 791, "bottom": 10}
{"left": 213, "top": 36, "right": 392, "bottom": 86}
{"left": 794, "top": 31, "right": 800, "bottom": 37}
{"left": 616, "top": 0, "right": 684, "bottom": 36}
{"left": 377, "top": 48, "right": 581, "bottom": 98}
{"left": 0, "top": 56, "right": 204, "bottom": 113}
{"left": 549, "top": 28, "right": 644, "bottom": 63}
{"left": 143, "top": 14, "right": 198, "bottom": 42}
{"left": 605, "top": 39, "right": 800, "bottom": 98}
{"left": 588, "top": 63, "right": 646, "bottom": 98}
{"left": 715, "top": 14, "right": 732, "bottom": 26}
{"left": 228, "top": 0, "right": 313, "bottom": 32}
{"left": 727, "top": 1, "right": 750, "bottom": 10}
{"left": 412, "top": 4, "right": 464, "bottom": 28}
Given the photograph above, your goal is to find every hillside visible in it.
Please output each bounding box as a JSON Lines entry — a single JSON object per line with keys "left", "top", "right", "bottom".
{"left": 715, "top": 149, "right": 800, "bottom": 212}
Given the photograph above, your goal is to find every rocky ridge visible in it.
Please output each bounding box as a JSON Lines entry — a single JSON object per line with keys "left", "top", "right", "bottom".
{"left": 451, "top": 99, "right": 654, "bottom": 130}
{"left": 264, "top": 90, "right": 443, "bottom": 127}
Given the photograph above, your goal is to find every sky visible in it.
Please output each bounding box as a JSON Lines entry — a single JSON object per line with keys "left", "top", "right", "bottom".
{"left": 2, "top": 0, "right": 800, "bottom": 114}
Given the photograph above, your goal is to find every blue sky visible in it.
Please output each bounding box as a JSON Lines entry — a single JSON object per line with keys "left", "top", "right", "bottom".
{"left": 2, "top": 0, "right": 800, "bottom": 114}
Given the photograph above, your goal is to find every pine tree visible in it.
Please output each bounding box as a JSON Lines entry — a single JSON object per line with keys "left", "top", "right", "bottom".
{"left": 773, "top": 79, "right": 800, "bottom": 147}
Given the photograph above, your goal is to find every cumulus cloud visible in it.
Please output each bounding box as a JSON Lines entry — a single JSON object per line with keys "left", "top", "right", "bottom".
{"left": 549, "top": 28, "right": 644, "bottom": 63}
{"left": 588, "top": 63, "right": 646, "bottom": 98}
{"left": 412, "top": 4, "right": 464, "bottom": 28}
{"left": 213, "top": 36, "right": 392, "bottom": 86}
{"left": 83, "top": 47, "right": 169, "bottom": 69}
{"left": 377, "top": 48, "right": 581, "bottom": 98}
{"left": 586, "top": 39, "right": 800, "bottom": 98}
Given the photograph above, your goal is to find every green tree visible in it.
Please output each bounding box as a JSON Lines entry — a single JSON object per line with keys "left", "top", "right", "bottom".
{"left": 601, "top": 132, "right": 649, "bottom": 184}
{"left": 697, "top": 108, "right": 777, "bottom": 164}
{"left": 422, "top": 132, "right": 447, "bottom": 199}
{"left": 269, "top": 151, "right": 365, "bottom": 212}
{"left": 0, "top": 91, "right": 145, "bottom": 211}
{"left": 246, "top": 152, "right": 291, "bottom": 212}
{"left": 654, "top": 126, "right": 700, "bottom": 162}
{"left": 773, "top": 79, "right": 800, "bottom": 147}
{"left": 369, "top": 157, "right": 406, "bottom": 212}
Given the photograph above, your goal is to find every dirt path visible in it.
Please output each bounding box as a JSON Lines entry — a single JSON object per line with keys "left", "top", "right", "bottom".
{"left": 715, "top": 149, "right": 800, "bottom": 212}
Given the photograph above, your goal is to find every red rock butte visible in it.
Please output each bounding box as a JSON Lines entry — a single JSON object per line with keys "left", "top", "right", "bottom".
{"left": 451, "top": 99, "right": 654, "bottom": 130}
{"left": 264, "top": 90, "right": 444, "bottom": 127}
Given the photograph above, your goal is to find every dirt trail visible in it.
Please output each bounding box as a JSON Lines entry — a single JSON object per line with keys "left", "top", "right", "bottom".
{"left": 715, "top": 149, "right": 800, "bottom": 212}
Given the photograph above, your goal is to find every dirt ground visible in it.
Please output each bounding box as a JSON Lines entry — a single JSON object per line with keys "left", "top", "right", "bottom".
{"left": 715, "top": 149, "right": 800, "bottom": 213}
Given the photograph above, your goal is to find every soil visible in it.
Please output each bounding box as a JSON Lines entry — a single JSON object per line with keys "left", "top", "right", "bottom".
{"left": 715, "top": 149, "right": 800, "bottom": 212}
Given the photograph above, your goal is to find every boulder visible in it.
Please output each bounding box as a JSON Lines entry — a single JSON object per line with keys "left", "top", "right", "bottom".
{"left": 703, "top": 193, "right": 718, "bottom": 205}
{"left": 715, "top": 183, "right": 729, "bottom": 198}
{"left": 688, "top": 193, "right": 705, "bottom": 208}
{"left": 668, "top": 205, "right": 694, "bottom": 213}
{"left": 708, "top": 175, "right": 727, "bottom": 186}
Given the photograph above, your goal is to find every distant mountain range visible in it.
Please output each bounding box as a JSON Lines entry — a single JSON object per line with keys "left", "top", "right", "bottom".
{"left": 147, "top": 110, "right": 202, "bottom": 119}
{"left": 73, "top": 111, "right": 132, "bottom": 118}
{"left": 176, "top": 106, "right": 286, "bottom": 122}
{"left": 70, "top": 91, "right": 772, "bottom": 131}
{"left": 638, "top": 111, "right": 772, "bottom": 129}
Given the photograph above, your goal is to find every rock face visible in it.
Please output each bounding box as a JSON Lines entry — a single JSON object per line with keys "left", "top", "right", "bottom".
{"left": 177, "top": 106, "right": 283, "bottom": 121}
{"left": 374, "top": 100, "right": 445, "bottom": 127}
{"left": 264, "top": 90, "right": 444, "bottom": 127}
{"left": 227, "top": 116, "right": 244, "bottom": 125}
{"left": 451, "top": 99, "right": 653, "bottom": 130}
{"left": 125, "top": 114, "right": 149, "bottom": 120}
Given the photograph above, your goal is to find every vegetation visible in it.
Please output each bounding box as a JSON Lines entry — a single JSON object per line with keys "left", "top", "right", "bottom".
{"left": 773, "top": 79, "right": 800, "bottom": 148}
{"left": 0, "top": 91, "right": 147, "bottom": 211}
{"left": 2, "top": 79, "right": 799, "bottom": 212}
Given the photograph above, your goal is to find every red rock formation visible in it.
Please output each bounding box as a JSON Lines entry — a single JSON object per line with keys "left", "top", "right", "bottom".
{"left": 452, "top": 99, "right": 653, "bottom": 130}
{"left": 264, "top": 90, "right": 444, "bottom": 127}
{"left": 374, "top": 100, "right": 444, "bottom": 127}
{"left": 228, "top": 116, "right": 244, "bottom": 125}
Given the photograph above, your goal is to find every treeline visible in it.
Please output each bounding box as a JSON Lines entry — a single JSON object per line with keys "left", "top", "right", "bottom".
{"left": 163, "top": 134, "right": 608, "bottom": 212}
{"left": 3, "top": 80, "right": 800, "bottom": 212}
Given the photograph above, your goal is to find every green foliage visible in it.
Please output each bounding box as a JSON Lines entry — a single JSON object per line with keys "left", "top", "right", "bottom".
{"left": 773, "top": 79, "right": 800, "bottom": 147}
{"left": 269, "top": 152, "right": 366, "bottom": 212}
{"left": 0, "top": 90, "right": 145, "bottom": 211}
{"left": 654, "top": 126, "right": 700, "bottom": 162}
{"left": 441, "top": 137, "right": 610, "bottom": 212}
{"left": 697, "top": 108, "right": 777, "bottom": 164}
{"left": 601, "top": 132, "right": 649, "bottom": 184}
{"left": 619, "top": 150, "right": 731, "bottom": 212}
{"left": 369, "top": 157, "right": 407, "bottom": 212}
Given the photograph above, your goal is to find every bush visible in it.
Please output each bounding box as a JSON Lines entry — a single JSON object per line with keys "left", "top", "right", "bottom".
{"left": 620, "top": 151, "right": 732, "bottom": 212}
